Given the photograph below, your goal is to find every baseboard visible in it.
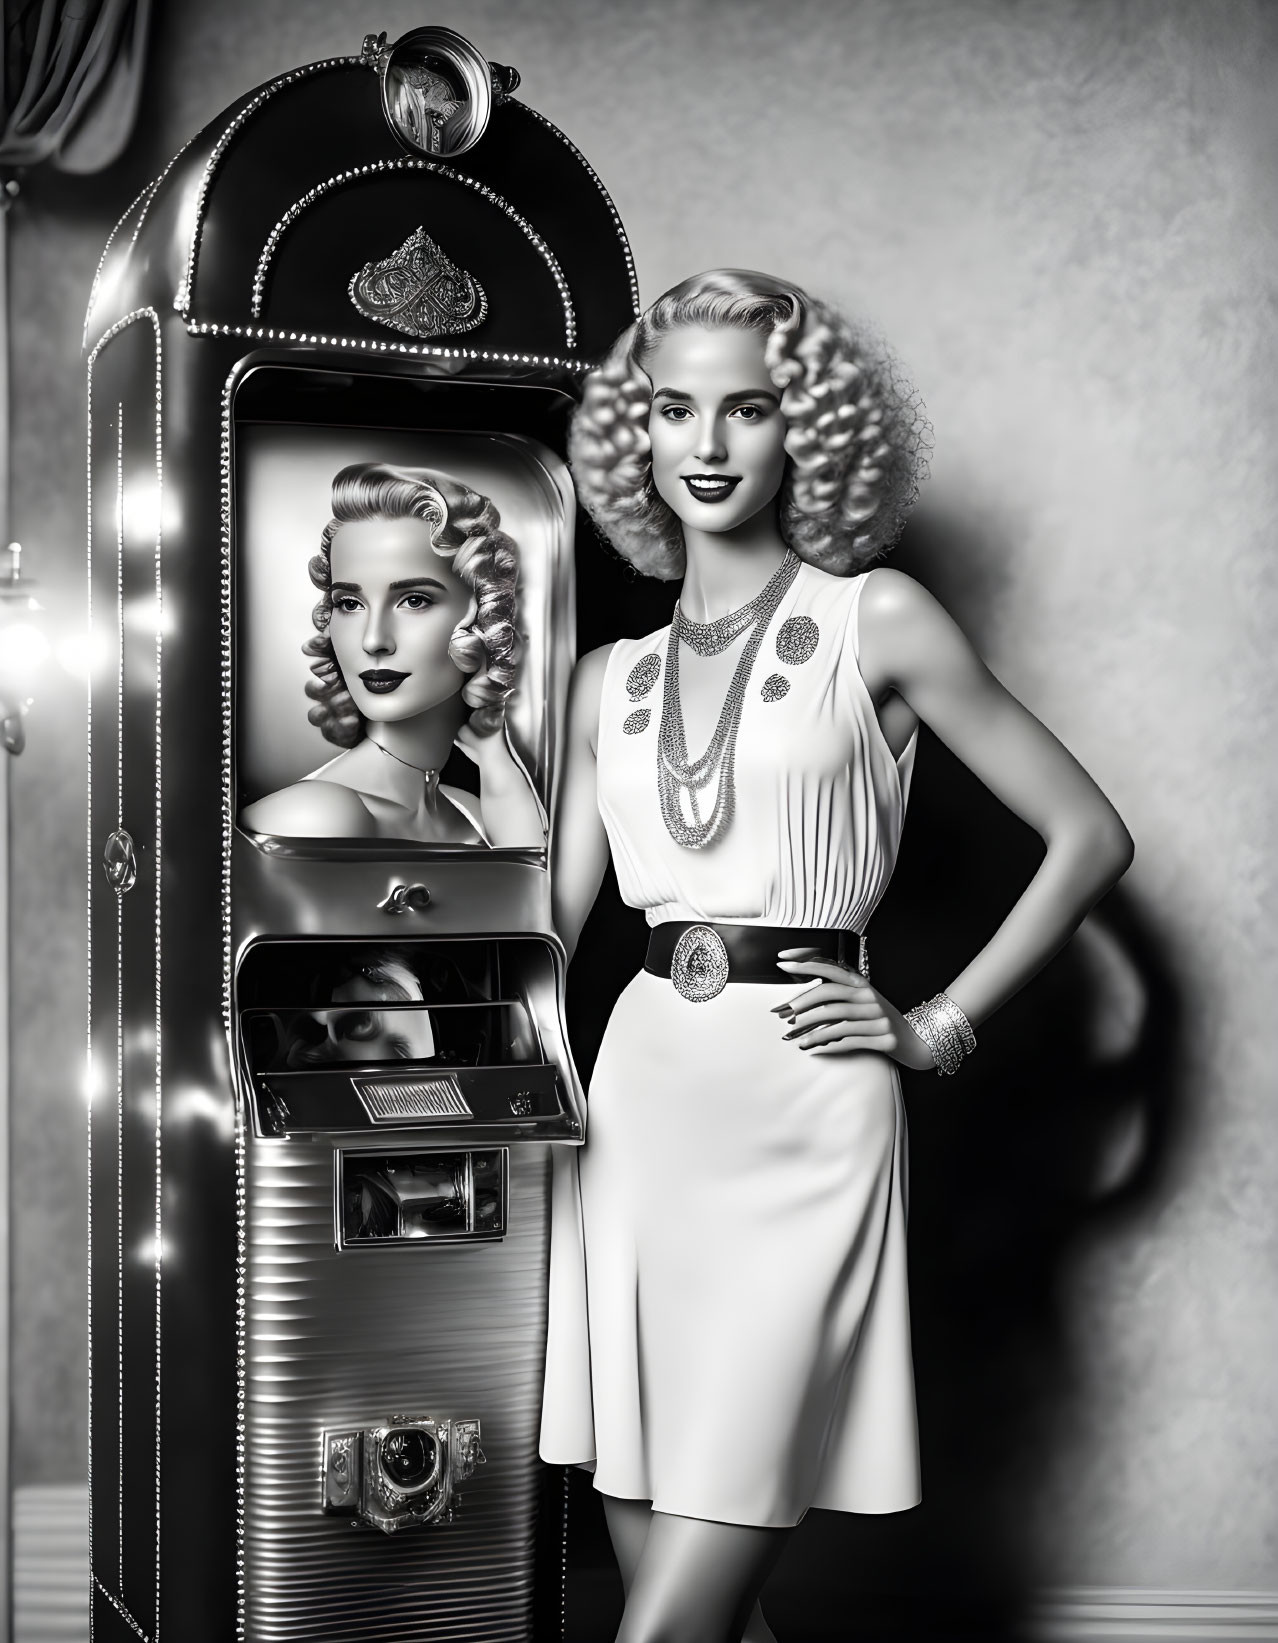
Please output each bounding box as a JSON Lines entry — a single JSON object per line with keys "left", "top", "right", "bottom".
{"left": 9, "top": 1487, "right": 1278, "bottom": 1643}
{"left": 1026, "top": 1589, "right": 1278, "bottom": 1643}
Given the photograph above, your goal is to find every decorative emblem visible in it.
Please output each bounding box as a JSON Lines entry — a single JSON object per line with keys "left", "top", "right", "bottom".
{"left": 670, "top": 925, "right": 731, "bottom": 1003}
{"left": 623, "top": 709, "right": 651, "bottom": 735}
{"left": 626, "top": 653, "right": 661, "bottom": 700}
{"left": 349, "top": 227, "right": 487, "bottom": 339}
{"left": 775, "top": 615, "right": 819, "bottom": 667}
{"left": 102, "top": 828, "right": 138, "bottom": 895}
{"left": 760, "top": 674, "right": 790, "bottom": 703}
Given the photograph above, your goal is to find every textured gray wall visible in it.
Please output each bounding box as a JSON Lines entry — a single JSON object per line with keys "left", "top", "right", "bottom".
{"left": 9, "top": 0, "right": 1275, "bottom": 1601}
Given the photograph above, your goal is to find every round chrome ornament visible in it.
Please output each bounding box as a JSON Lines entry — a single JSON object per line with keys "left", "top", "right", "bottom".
{"left": 670, "top": 925, "right": 730, "bottom": 1003}
{"left": 364, "top": 27, "right": 520, "bottom": 160}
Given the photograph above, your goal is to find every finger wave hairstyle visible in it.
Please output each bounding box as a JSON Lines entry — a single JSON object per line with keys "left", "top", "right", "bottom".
{"left": 569, "top": 268, "right": 931, "bottom": 579}
{"left": 304, "top": 461, "right": 520, "bottom": 747}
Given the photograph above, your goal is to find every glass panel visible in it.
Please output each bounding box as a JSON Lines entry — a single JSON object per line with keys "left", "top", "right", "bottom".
{"left": 246, "top": 1000, "right": 537, "bottom": 1071}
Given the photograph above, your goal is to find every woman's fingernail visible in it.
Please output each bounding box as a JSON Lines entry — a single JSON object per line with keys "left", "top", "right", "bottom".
{"left": 782, "top": 1027, "right": 804, "bottom": 1041}
{"left": 771, "top": 1002, "right": 792, "bottom": 1016}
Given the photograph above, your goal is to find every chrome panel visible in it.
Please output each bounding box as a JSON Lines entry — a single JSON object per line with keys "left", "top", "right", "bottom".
{"left": 244, "top": 1140, "right": 551, "bottom": 1639}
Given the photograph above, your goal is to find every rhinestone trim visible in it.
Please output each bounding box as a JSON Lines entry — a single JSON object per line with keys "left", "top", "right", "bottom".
{"left": 219, "top": 369, "right": 245, "bottom": 1637}
{"left": 115, "top": 403, "right": 125, "bottom": 1584}
{"left": 761, "top": 673, "right": 790, "bottom": 702}
{"left": 625, "top": 653, "right": 660, "bottom": 700}
{"left": 250, "top": 156, "right": 577, "bottom": 349}
{"left": 85, "top": 134, "right": 199, "bottom": 349}
{"left": 86, "top": 306, "right": 165, "bottom": 1638}
{"left": 84, "top": 181, "right": 156, "bottom": 346}
{"left": 177, "top": 57, "right": 361, "bottom": 315}
{"left": 93, "top": 1576, "right": 150, "bottom": 1640}
{"left": 189, "top": 317, "right": 589, "bottom": 373}
{"left": 623, "top": 709, "right": 650, "bottom": 735}
{"left": 670, "top": 926, "right": 730, "bottom": 1003}
{"left": 515, "top": 104, "right": 640, "bottom": 318}
{"left": 775, "top": 615, "right": 819, "bottom": 666}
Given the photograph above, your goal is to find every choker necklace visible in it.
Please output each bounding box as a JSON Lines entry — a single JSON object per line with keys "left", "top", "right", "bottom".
{"left": 658, "top": 550, "right": 799, "bottom": 849}
{"left": 372, "top": 739, "right": 440, "bottom": 809}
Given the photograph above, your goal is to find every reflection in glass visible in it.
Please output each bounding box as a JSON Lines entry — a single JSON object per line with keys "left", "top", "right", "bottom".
{"left": 242, "top": 944, "right": 540, "bottom": 1074}
{"left": 377, "top": 28, "right": 496, "bottom": 159}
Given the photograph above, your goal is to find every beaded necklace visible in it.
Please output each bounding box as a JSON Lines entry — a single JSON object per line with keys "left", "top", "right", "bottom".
{"left": 657, "top": 549, "right": 799, "bottom": 849}
{"left": 372, "top": 738, "right": 441, "bottom": 809}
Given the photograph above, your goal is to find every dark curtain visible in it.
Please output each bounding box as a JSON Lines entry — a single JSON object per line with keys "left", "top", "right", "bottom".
{"left": 1, "top": 0, "right": 151, "bottom": 174}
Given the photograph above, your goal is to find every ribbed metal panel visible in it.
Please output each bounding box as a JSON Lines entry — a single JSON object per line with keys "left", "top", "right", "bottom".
{"left": 244, "top": 1140, "right": 552, "bottom": 1641}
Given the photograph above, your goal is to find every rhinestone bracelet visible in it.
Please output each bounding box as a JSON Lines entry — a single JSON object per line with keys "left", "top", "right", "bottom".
{"left": 904, "top": 991, "right": 976, "bottom": 1076}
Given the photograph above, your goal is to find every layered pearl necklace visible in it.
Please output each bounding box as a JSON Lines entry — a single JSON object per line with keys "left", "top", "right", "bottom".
{"left": 657, "top": 549, "right": 799, "bottom": 849}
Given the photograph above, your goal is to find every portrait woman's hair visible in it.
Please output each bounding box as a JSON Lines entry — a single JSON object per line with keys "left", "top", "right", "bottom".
{"left": 303, "top": 461, "right": 520, "bottom": 746}
{"left": 569, "top": 267, "right": 931, "bottom": 579}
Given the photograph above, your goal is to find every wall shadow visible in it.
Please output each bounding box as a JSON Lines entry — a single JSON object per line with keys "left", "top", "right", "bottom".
{"left": 564, "top": 512, "right": 1185, "bottom": 1641}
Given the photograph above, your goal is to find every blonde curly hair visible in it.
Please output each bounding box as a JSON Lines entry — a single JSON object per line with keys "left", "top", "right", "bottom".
{"left": 303, "top": 462, "right": 519, "bottom": 746}
{"left": 569, "top": 268, "right": 930, "bottom": 579}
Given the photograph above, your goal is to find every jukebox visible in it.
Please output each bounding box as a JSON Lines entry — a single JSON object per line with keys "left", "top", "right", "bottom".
{"left": 85, "top": 28, "right": 636, "bottom": 1642}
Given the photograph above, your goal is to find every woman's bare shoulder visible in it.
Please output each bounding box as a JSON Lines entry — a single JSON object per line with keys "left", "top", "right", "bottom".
{"left": 239, "top": 779, "right": 375, "bottom": 837}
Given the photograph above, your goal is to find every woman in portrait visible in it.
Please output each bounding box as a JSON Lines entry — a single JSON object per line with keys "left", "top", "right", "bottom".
{"left": 240, "top": 460, "right": 544, "bottom": 847}
{"left": 539, "top": 269, "right": 1134, "bottom": 1643}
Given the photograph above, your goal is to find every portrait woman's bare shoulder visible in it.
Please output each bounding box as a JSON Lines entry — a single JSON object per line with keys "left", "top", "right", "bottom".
{"left": 239, "top": 776, "right": 375, "bottom": 838}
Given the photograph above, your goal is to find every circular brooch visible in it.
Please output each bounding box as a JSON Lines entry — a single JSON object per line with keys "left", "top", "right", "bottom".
{"left": 761, "top": 673, "right": 790, "bottom": 703}
{"left": 626, "top": 653, "right": 661, "bottom": 700}
{"left": 775, "top": 615, "right": 819, "bottom": 667}
{"left": 670, "top": 925, "right": 730, "bottom": 1003}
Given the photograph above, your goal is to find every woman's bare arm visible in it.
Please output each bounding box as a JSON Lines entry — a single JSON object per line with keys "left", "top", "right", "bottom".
{"left": 551, "top": 643, "right": 616, "bottom": 964}
{"left": 454, "top": 720, "right": 548, "bottom": 847}
{"left": 780, "top": 568, "right": 1134, "bottom": 1062}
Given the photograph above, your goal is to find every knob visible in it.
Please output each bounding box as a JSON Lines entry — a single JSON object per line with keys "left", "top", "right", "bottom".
{"left": 102, "top": 829, "right": 137, "bottom": 895}
{"left": 377, "top": 882, "right": 432, "bottom": 915}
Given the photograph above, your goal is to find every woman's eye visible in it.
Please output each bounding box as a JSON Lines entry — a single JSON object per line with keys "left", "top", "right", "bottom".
{"left": 660, "top": 404, "right": 692, "bottom": 422}
{"left": 332, "top": 595, "right": 362, "bottom": 614}
{"left": 336, "top": 1010, "right": 381, "bottom": 1041}
{"left": 398, "top": 592, "right": 434, "bottom": 611}
{"left": 730, "top": 404, "right": 764, "bottom": 421}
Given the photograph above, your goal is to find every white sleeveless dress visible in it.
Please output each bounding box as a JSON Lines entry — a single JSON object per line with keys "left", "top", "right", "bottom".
{"left": 540, "top": 561, "right": 922, "bottom": 1527}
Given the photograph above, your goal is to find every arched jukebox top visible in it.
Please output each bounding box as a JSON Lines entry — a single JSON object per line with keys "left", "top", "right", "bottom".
{"left": 86, "top": 25, "right": 638, "bottom": 362}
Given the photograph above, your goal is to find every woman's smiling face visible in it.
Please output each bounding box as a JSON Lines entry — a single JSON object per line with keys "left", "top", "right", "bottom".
{"left": 327, "top": 515, "right": 474, "bottom": 722}
{"left": 645, "top": 324, "right": 788, "bottom": 536}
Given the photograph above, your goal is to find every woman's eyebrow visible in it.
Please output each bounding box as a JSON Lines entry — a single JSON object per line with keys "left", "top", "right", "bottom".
{"left": 652, "top": 386, "right": 781, "bottom": 406}
{"left": 329, "top": 580, "right": 361, "bottom": 593}
{"left": 388, "top": 576, "right": 447, "bottom": 592}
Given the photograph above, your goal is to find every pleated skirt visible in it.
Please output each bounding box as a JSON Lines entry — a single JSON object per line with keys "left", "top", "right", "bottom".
{"left": 540, "top": 970, "right": 921, "bottom": 1528}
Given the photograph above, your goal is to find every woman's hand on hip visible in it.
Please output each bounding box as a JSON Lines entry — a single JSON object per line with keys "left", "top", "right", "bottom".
{"left": 773, "top": 951, "right": 934, "bottom": 1070}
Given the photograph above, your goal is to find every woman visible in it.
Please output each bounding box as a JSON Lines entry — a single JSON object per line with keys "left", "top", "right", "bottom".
{"left": 540, "top": 270, "right": 1134, "bottom": 1643}
{"left": 240, "top": 460, "right": 544, "bottom": 847}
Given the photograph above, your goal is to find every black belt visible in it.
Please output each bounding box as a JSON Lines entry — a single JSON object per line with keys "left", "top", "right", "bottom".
{"left": 644, "top": 921, "right": 857, "bottom": 1003}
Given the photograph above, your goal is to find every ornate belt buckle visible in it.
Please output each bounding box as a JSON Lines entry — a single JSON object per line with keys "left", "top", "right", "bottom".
{"left": 670, "top": 925, "right": 730, "bottom": 1003}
